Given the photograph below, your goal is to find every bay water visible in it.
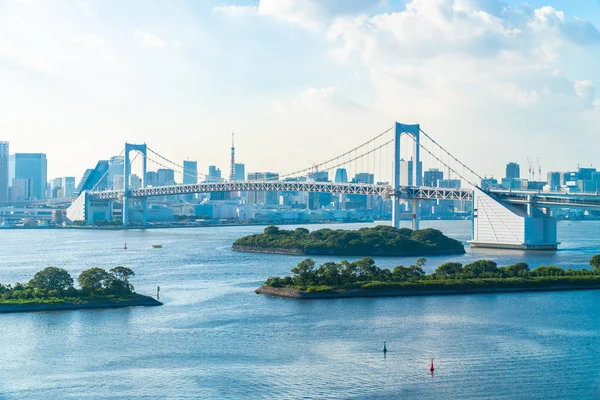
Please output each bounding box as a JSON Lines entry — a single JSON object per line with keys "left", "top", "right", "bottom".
{"left": 1, "top": 221, "right": 600, "bottom": 399}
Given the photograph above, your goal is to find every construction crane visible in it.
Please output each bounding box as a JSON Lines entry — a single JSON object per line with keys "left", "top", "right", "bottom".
{"left": 537, "top": 158, "right": 542, "bottom": 182}
{"left": 527, "top": 157, "right": 534, "bottom": 181}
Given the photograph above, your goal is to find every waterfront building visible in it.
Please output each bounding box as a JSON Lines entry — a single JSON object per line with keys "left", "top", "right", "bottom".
{"left": 14, "top": 153, "right": 47, "bottom": 200}
{"left": 0, "top": 142, "right": 8, "bottom": 202}
{"left": 547, "top": 172, "right": 561, "bottom": 191}
{"left": 308, "top": 171, "right": 331, "bottom": 210}
{"left": 578, "top": 167, "right": 596, "bottom": 181}
{"left": 505, "top": 162, "right": 520, "bottom": 180}
{"left": 247, "top": 172, "right": 279, "bottom": 205}
{"left": 480, "top": 177, "right": 498, "bottom": 189}
{"left": 424, "top": 168, "right": 443, "bottom": 187}
{"left": 501, "top": 178, "right": 528, "bottom": 190}
{"left": 561, "top": 171, "right": 578, "bottom": 186}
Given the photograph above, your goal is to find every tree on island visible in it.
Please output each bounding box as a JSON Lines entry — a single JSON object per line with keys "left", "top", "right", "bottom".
{"left": 28, "top": 267, "right": 74, "bottom": 293}
{"left": 434, "top": 262, "right": 463, "bottom": 278}
{"left": 590, "top": 255, "right": 600, "bottom": 270}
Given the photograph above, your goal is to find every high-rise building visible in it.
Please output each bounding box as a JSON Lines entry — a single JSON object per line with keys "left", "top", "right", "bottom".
{"left": 52, "top": 177, "right": 64, "bottom": 198}
{"left": 233, "top": 163, "right": 245, "bottom": 181}
{"left": 14, "top": 153, "right": 47, "bottom": 200}
{"left": 505, "top": 162, "right": 520, "bottom": 179}
{"left": 247, "top": 172, "right": 279, "bottom": 204}
{"left": 157, "top": 168, "right": 175, "bottom": 186}
{"left": 424, "top": 168, "right": 443, "bottom": 187}
{"left": 334, "top": 168, "right": 348, "bottom": 183}
{"left": 208, "top": 166, "right": 222, "bottom": 181}
{"left": 183, "top": 161, "right": 198, "bottom": 185}
{"left": 547, "top": 172, "right": 561, "bottom": 191}
{"left": 64, "top": 177, "right": 75, "bottom": 198}
{"left": 0, "top": 142, "right": 8, "bottom": 202}
{"left": 208, "top": 166, "right": 225, "bottom": 200}
{"left": 399, "top": 158, "right": 422, "bottom": 186}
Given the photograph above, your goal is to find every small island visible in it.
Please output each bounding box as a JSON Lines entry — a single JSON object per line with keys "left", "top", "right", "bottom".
{"left": 0, "top": 266, "right": 162, "bottom": 313}
{"left": 233, "top": 225, "right": 465, "bottom": 256}
{"left": 256, "top": 255, "right": 600, "bottom": 299}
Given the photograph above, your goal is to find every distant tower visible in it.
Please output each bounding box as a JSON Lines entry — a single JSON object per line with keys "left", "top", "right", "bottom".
{"left": 230, "top": 132, "right": 236, "bottom": 180}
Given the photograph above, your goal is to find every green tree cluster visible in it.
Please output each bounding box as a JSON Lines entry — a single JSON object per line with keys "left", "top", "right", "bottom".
{"left": 235, "top": 225, "right": 465, "bottom": 256}
{"left": 0, "top": 266, "right": 136, "bottom": 302}
{"left": 264, "top": 254, "right": 600, "bottom": 290}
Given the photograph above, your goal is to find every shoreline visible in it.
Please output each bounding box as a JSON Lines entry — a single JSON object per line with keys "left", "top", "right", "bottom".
{"left": 255, "top": 285, "right": 600, "bottom": 299}
{"left": 0, "top": 294, "right": 162, "bottom": 314}
{"left": 232, "top": 244, "right": 465, "bottom": 257}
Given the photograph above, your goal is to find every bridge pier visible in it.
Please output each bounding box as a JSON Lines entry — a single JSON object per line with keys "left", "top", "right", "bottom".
{"left": 412, "top": 199, "right": 420, "bottom": 230}
{"left": 470, "top": 188, "right": 558, "bottom": 250}
{"left": 141, "top": 198, "right": 147, "bottom": 226}
{"left": 123, "top": 196, "right": 129, "bottom": 226}
{"left": 392, "top": 122, "right": 421, "bottom": 230}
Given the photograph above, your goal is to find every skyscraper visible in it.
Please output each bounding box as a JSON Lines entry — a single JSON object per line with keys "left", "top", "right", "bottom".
{"left": 399, "top": 158, "right": 422, "bottom": 186}
{"left": 0, "top": 142, "right": 8, "bottom": 202}
{"left": 183, "top": 161, "right": 198, "bottom": 184}
{"left": 505, "top": 162, "right": 520, "bottom": 179}
{"left": 14, "top": 153, "right": 47, "bottom": 200}
{"left": 334, "top": 168, "right": 348, "bottom": 183}
{"left": 233, "top": 163, "right": 245, "bottom": 181}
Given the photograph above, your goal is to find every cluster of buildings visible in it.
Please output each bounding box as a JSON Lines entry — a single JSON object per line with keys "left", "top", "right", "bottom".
{"left": 0, "top": 142, "right": 75, "bottom": 202}
{"left": 5, "top": 133, "right": 600, "bottom": 226}
{"left": 482, "top": 162, "right": 600, "bottom": 194}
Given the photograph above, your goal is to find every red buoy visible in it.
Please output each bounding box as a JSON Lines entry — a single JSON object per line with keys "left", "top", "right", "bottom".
{"left": 429, "top": 358, "right": 435, "bottom": 374}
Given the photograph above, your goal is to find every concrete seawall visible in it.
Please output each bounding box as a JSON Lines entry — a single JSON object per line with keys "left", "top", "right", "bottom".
{"left": 0, "top": 295, "right": 163, "bottom": 314}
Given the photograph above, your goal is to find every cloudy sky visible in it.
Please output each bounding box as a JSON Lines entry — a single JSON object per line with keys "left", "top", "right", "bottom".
{"left": 1, "top": 0, "right": 599, "bottom": 182}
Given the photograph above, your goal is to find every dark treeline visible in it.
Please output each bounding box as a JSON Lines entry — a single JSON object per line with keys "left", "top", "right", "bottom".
{"left": 0, "top": 266, "right": 136, "bottom": 302}
{"left": 235, "top": 225, "right": 465, "bottom": 255}
{"left": 265, "top": 255, "right": 600, "bottom": 290}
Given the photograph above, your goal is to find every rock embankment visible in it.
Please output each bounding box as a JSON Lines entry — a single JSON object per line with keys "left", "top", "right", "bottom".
{"left": 232, "top": 244, "right": 305, "bottom": 255}
{"left": 255, "top": 285, "right": 600, "bottom": 300}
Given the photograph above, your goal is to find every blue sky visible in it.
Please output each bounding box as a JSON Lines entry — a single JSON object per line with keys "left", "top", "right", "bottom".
{"left": 1, "top": 0, "right": 599, "bottom": 182}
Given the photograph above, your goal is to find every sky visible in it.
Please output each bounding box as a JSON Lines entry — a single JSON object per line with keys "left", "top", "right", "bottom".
{"left": 0, "top": 0, "right": 599, "bottom": 183}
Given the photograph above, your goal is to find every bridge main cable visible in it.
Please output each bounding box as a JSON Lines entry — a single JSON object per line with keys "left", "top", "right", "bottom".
{"left": 278, "top": 126, "right": 394, "bottom": 179}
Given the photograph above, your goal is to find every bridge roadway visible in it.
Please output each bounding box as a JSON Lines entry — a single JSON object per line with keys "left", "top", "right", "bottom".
{"left": 88, "top": 181, "right": 473, "bottom": 201}
{"left": 85, "top": 181, "right": 600, "bottom": 209}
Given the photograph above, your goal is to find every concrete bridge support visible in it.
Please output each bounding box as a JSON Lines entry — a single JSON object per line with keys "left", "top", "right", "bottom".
{"left": 392, "top": 122, "right": 421, "bottom": 230}
{"left": 470, "top": 188, "right": 558, "bottom": 250}
{"left": 123, "top": 143, "right": 147, "bottom": 226}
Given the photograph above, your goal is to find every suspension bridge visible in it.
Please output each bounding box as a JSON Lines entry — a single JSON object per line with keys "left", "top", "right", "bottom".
{"left": 65, "top": 122, "right": 600, "bottom": 250}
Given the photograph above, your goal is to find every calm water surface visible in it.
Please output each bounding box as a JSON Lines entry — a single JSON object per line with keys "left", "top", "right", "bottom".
{"left": 1, "top": 220, "right": 600, "bottom": 399}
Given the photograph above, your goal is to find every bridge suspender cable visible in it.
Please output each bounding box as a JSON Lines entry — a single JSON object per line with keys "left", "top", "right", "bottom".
{"left": 418, "top": 128, "right": 485, "bottom": 184}
{"left": 278, "top": 127, "right": 394, "bottom": 179}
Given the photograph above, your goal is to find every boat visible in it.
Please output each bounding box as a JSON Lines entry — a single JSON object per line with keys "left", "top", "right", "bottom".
{"left": 152, "top": 244, "right": 163, "bottom": 249}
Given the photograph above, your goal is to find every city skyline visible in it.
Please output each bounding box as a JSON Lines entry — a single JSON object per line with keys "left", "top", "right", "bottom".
{"left": 1, "top": 0, "right": 599, "bottom": 181}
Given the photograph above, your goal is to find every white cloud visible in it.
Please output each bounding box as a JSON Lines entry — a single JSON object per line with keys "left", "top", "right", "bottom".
{"left": 213, "top": 5, "right": 257, "bottom": 16}
{"left": 319, "top": 0, "right": 599, "bottom": 175}
{"left": 134, "top": 29, "right": 166, "bottom": 48}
